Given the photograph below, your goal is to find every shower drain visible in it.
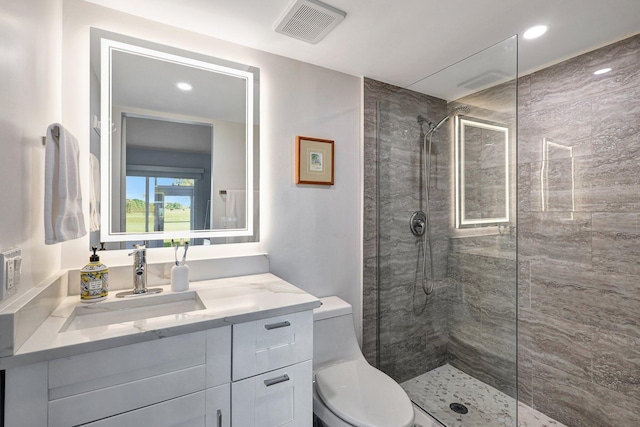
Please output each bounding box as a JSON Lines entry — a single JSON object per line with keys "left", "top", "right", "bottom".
{"left": 449, "top": 402, "right": 469, "bottom": 414}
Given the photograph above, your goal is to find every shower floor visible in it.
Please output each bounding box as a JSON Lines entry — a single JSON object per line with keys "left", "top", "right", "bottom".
{"left": 402, "top": 364, "right": 567, "bottom": 427}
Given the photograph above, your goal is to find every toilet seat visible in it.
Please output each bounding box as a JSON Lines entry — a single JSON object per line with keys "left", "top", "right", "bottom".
{"left": 315, "top": 359, "right": 414, "bottom": 427}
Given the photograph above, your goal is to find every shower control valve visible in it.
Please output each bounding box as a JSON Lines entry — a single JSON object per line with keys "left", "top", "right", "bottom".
{"left": 410, "top": 211, "right": 427, "bottom": 237}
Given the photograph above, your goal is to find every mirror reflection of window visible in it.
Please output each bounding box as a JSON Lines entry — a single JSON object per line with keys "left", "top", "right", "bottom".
{"left": 125, "top": 176, "right": 195, "bottom": 241}
{"left": 121, "top": 114, "right": 212, "bottom": 248}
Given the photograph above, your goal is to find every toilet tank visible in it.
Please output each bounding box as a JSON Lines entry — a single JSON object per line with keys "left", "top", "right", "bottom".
{"left": 313, "top": 296, "right": 365, "bottom": 369}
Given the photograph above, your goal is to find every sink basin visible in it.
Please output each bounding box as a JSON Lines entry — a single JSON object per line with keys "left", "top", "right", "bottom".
{"left": 59, "top": 291, "right": 206, "bottom": 332}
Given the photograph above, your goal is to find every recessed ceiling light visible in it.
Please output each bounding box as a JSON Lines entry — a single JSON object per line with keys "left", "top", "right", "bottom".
{"left": 523, "top": 25, "right": 548, "bottom": 40}
{"left": 176, "top": 82, "right": 192, "bottom": 91}
{"left": 594, "top": 68, "right": 612, "bottom": 75}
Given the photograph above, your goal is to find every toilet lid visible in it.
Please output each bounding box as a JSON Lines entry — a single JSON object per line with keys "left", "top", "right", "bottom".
{"left": 315, "top": 360, "right": 414, "bottom": 427}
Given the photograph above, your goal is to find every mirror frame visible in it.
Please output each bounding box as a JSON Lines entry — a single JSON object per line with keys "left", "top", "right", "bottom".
{"left": 455, "top": 116, "right": 509, "bottom": 228}
{"left": 99, "top": 38, "right": 255, "bottom": 242}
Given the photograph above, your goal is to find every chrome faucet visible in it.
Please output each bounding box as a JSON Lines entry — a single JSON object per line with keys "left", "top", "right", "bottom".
{"left": 131, "top": 244, "right": 147, "bottom": 293}
{"left": 116, "top": 243, "right": 163, "bottom": 298}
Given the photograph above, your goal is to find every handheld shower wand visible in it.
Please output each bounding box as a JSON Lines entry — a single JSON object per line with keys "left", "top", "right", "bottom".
{"left": 412, "top": 105, "right": 469, "bottom": 300}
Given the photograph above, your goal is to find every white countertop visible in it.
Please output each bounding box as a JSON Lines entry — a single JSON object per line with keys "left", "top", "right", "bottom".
{"left": 0, "top": 273, "right": 320, "bottom": 369}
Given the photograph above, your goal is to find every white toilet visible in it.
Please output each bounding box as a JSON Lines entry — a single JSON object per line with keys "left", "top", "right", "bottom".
{"left": 312, "top": 296, "right": 415, "bottom": 427}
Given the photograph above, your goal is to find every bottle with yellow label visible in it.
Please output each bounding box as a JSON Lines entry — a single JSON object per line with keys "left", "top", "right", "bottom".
{"left": 80, "top": 246, "right": 109, "bottom": 302}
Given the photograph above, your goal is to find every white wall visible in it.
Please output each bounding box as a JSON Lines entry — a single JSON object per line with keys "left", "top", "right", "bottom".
{"left": 61, "top": 0, "right": 363, "bottom": 337}
{"left": 0, "top": 0, "right": 62, "bottom": 303}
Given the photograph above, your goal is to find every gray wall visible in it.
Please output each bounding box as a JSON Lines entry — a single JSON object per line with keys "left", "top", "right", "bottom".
{"left": 363, "top": 78, "right": 452, "bottom": 383}
{"left": 518, "top": 33, "right": 640, "bottom": 426}
{"left": 126, "top": 146, "right": 212, "bottom": 232}
{"left": 446, "top": 80, "right": 518, "bottom": 397}
{"left": 364, "top": 76, "right": 518, "bottom": 392}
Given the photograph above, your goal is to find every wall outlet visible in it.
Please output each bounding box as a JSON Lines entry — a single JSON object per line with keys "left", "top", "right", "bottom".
{"left": 0, "top": 247, "right": 21, "bottom": 301}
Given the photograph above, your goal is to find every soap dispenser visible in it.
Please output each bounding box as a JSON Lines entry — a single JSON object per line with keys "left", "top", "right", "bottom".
{"left": 80, "top": 246, "right": 109, "bottom": 302}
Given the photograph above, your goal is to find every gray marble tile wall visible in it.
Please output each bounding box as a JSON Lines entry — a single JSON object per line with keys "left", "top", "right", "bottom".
{"left": 445, "top": 80, "right": 519, "bottom": 399}
{"left": 517, "top": 33, "right": 640, "bottom": 426}
{"left": 364, "top": 76, "right": 518, "bottom": 389}
{"left": 363, "top": 78, "right": 451, "bottom": 381}
{"left": 447, "top": 241, "right": 517, "bottom": 398}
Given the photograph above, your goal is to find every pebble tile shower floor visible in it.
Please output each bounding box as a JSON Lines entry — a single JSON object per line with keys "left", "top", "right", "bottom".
{"left": 402, "top": 364, "right": 567, "bottom": 427}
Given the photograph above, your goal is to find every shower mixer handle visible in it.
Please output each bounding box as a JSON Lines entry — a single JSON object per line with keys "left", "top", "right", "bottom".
{"left": 410, "top": 211, "right": 427, "bottom": 237}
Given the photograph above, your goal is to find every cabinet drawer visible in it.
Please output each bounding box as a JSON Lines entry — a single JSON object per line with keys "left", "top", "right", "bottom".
{"left": 49, "top": 331, "right": 206, "bottom": 400}
{"left": 49, "top": 365, "right": 206, "bottom": 427}
{"left": 232, "top": 311, "right": 312, "bottom": 380}
{"left": 231, "top": 360, "right": 312, "bottom": 427}
{"left": 84, "top": 390, "right": 206, "bottom": 427}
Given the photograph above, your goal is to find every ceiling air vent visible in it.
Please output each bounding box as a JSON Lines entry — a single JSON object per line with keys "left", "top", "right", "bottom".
{"left": 275, "top": 0, "right": 346, "bottom": 44}
{"left": 458, "top": 70, "right": 510, "bottom": 90}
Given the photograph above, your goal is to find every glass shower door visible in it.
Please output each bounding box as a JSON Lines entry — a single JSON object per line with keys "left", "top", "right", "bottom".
{"left": 373, "top": 36, "right": 518, "bottom": 427}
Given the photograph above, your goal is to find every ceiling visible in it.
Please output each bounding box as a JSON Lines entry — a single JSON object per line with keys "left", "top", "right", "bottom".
{"left": 84, "top": 0, "right": 640, "bottom": 90}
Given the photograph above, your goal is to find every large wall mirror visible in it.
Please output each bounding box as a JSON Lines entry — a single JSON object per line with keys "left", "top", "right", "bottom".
{"left": 90, "top": 29, "right": 259, "bottom": 248}
{"left": 455, "top": 116, "right": 509, "bottom": 228}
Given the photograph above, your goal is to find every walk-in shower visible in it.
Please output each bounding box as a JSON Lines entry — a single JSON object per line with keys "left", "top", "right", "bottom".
{"left": 366, "top": 31, "right": 640, "bottom": 427}
{"left": 365, "top": 35, "right": 524, "bottom": 427}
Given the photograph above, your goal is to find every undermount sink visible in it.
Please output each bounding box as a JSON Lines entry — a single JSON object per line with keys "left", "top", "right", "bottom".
{"left": 59, "top": 291, "right": 206, "bottom": 332}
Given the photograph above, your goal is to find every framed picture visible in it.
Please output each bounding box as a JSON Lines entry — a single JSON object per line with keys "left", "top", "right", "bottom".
{"left": 296, "top": 136, "right": 334, "bottom": 185}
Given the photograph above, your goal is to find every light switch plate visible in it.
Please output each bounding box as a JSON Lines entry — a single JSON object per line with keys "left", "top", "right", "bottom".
{"left": 0, "top": 247, "right": 21, "bottom": 301}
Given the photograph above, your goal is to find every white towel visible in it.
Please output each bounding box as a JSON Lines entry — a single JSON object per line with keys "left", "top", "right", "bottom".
{"left": 44, "top": 123, "right": 87, "bottom": 244}
{"left": 89, "top": 153, "right": 100, "bottom": 232}
{"left": 224, "top": 189, "right": 245, "bottom": 229}
{"left": 225, "top": 190, "right": 259, "bottom": 243}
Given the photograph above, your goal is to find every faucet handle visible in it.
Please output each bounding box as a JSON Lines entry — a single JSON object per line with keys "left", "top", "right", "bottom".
{"left": 128, "top": 243, "right": 146, "bottom": 257}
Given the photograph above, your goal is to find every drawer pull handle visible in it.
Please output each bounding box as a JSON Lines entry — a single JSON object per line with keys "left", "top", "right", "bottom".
{"left": 217, "top": 409, "right": 222, "bottom": 427}
{"left": 264, "top": 321, "right": 291, "bottom": 330}
{"left": 264, "top": 374, "right": 290, "bottom": 387}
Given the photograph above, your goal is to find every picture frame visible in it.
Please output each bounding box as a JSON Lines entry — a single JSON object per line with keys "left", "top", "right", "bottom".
{"left": 296, "top": 136, "right": 334, "bottom": 185}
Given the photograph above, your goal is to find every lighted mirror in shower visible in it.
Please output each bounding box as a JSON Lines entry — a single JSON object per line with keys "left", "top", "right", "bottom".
{"left": 455, "top": 116, "right": 509, "bottom": 228}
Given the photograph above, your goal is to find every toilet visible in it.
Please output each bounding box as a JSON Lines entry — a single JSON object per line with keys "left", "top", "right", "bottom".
{"left": 312, "top": 296, "right": 414, "bottom": 427}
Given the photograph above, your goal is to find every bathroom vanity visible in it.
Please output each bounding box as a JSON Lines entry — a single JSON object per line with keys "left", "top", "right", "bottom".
{"left": 0, "top": 272, "right": 319, "bottom": 426}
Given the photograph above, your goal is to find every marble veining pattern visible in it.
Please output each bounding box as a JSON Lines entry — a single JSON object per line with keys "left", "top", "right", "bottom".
{"left": 402, "top": 364, "right": 567, "bottom": 427}
{"left": 364, "top": 77, "right": 451, "bottom": 378}
{"left": 518, "top": 32, "right": 640, "bottom": 426}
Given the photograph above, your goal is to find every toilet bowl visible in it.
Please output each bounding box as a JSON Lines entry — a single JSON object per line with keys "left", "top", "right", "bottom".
{"left": 313, "top": 296, "right": 414, "bottom": 427}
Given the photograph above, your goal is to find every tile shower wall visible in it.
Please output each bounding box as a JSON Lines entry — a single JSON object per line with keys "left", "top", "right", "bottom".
{"left": 447, "top": 244, "right": 517, "bottom": 398}
{"left": 446, "top": 81, "right": 518, "bottom": 398}
{"left": 364, "top": 77, "right": 517, "bottom": 391}
{"left": 518, "top": 33, "right": 640, "bottom": 426}
{"left": 363, "top": 78, "right": 451, "bottom": 382}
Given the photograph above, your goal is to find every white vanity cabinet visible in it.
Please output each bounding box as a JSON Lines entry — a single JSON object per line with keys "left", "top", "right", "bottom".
{"left": 5, "top": 327, "right": 232, "bottom": 427}
{"left": 4, "top": 310, "right": 313, "bottom": 427}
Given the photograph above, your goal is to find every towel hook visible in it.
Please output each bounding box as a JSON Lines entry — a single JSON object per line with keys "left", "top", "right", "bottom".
{"left": 42, "top": 125, "right": 60, "bottom": 145}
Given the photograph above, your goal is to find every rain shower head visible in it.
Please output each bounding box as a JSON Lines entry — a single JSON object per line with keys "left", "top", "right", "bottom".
{"left": 429, "top": 105, "right": 469, "bottom": 134}
{"left": 450, "top": 105, "right": 470, "bottom": 116}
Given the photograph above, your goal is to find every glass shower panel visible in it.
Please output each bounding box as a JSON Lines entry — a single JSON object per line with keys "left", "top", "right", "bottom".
{"left": 376, "top": 36, "right": 518, "bottom": 427}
